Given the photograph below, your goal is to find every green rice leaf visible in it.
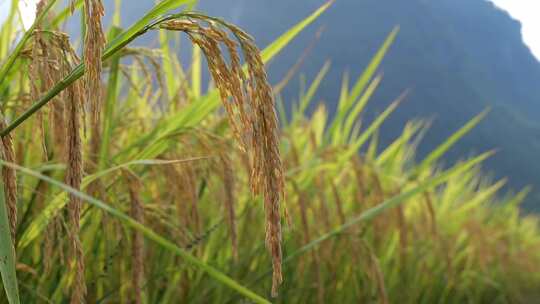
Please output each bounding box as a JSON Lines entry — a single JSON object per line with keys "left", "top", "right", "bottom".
{"left": 260, "top": 0, "right": 334, "bottom": 62}
{"left": 413, "top": 109, "right": 489, "bottom": 176}
{"left": 0, "top": 180, "right": 19, "bottom": 304}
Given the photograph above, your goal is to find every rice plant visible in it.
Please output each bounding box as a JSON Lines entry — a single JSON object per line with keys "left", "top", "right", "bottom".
{"left": 0, "top": 0, "right": 538, "bottom": 303}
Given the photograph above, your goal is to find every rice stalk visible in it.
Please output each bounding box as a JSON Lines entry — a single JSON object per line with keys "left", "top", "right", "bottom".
{"left": 65, "top": 81, "right": 86, "bottom": 303}
{"left": 359, "top": 240, "right": 388, "bottom": 304}
{"left": 0, "top": 117, "right": 17, "bottom": 241}
{"left": 28, "top": 28, "right": 84, "bottom": 281}
{"left": 181, "top": 162, "right": 201, "bottom": 237}
{"left": 59, "top": 38, "right": 87, "bottom": 302}
{"left": 291, "top": 182, "right": 311, "bottom": 246}
{"left": 315, "top": 177, "right": 331, "bottom": 232}
{"left": 28, "top": 2, "right": 50, "bottom": 160}
{"left": 220, "top": 155, "right": 238, "bottom": 260}
{"left": 423, "top": 191, "right": 437, "bottom": 236}
{"left": 368, "top": 167, "right": 386, "bottom": 246}
{"left": 352, "top": 156, "right": 366, "bottom": 207}
{"left": 163, "top": 165, "right": 191, "bottom": 244}
{"left": 330, "top": 181, "right": 346, "bottom": 225}
{"left": 47, "top": 32, "right": 71, "bottom": 162}
{"left": 395, "top": 203, "right": 408, "bottom": 266}
{"left": 126, "top": 174, "right": 145, "bottom": 304}
{"left": 120, "top": 47, "right": 167, "bottom": 105}
{"left": 83, "top": 0, "right": 106, "bottom": 125}
{"left": 0, "top": 0, "right": 58, "bottom": 83}
{"left": 160, "top": 16, "right": 285, "bottom": 296}
{"left": 31, "top": 31, "right": 90, "bottom": 302}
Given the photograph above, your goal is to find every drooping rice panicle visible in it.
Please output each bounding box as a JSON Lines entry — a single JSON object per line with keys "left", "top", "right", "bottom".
{"left": 65, "top": 79, "right": 87, "bottom": 304}
{"left": 160, "top": 16, "right": 285, "bottom": 295}
{"left": 56, "top": 35, "right": 88, "bottom": 303}
{"left": 0, "top": 117, "right": 17, "bottom": 240}
{"left": 83, "top": 0, "right": 106, "bottom": 125}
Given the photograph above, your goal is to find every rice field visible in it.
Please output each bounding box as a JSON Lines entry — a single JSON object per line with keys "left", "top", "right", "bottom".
{"left": 0, "top": 0, "right": 538, "bottom": 303}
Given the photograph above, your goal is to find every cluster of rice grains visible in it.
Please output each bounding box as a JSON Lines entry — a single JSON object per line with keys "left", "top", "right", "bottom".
{"left": 27, "top": 0, "right": 105, "bottom": 302}
{"left": 68, "top": 0, "right": 105, "bottom": 302}
{"left": 82, "top": 0, "right": 106, "bottom": 124}
{"left": 160, "top": 14, "right": 285, "bottom": 296}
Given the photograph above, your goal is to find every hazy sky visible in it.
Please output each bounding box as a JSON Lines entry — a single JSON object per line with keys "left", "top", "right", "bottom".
{"left": 1, "top": 0, "right": 539, "bottom": 59}
{"left": 491, "top": 0, "right": 540, "bottom": 59}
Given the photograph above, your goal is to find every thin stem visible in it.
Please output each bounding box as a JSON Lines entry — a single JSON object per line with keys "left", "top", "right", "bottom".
{"left": 0, "top": 21, "right": 153, "bottom": 137}
{"left": 0, "top": 0, "right": 59, "bottom": 85}
{"left": 0, "top": 8, "right": 184, "bottom": 138}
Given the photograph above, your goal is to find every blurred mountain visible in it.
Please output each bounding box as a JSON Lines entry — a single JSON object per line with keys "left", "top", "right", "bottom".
{"left": 195, "top": 0, "right": 540, "bottom": 211}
